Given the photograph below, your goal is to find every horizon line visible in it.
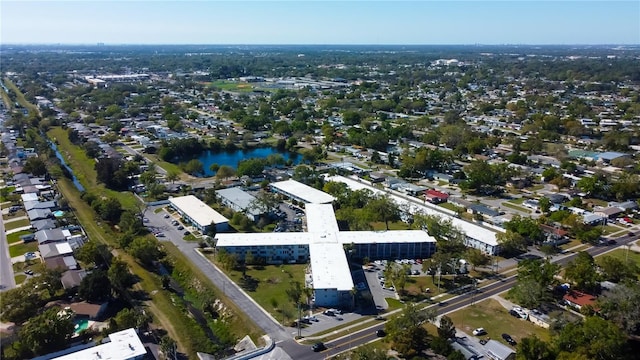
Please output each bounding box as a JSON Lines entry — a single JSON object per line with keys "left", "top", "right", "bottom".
{"left": 2, "top": 42, "right": 640, "bottom": 47}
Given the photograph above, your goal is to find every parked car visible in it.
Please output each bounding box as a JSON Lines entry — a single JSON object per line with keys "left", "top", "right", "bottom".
{"left": 143, "top": 217, "right": 149, "bottom": 223}
{"left": 164, "top": 214, "right": 170, "bottom": 219}
{"left": 311, "top": 342, "right": 325, "bottom": 352}
{"left": 473, "top": 328, "right": 487, "bottom": 336}
{"left": 24, "top": 269, "right": 34, "bottom": 275}
{"left": 502, "top": 333, "right": 517, "bottom": 346}
{"left": 323, "top": 310, "right": 334, "bottom": 316}
{"left": 304, "top": 315, "right": 318, "bottom": 322}
{"left": 183, "top": 231, "right": 190, "bottom": 236}
{"left": 155, "top": 232, "right": 165, "bottom": 237}
{"left": 177, "top": 225, "right": 184, "bottom": 230}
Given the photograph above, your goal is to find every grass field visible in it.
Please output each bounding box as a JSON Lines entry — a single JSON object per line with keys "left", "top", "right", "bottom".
{"left": 204, "top": 255, "right": 306, "bottom": 325}
{"left": 371, "top": 221, "right": 412, "bottom": 231}
{"left": 4, "top": 218, "right": 30, "bottom": 230}
{"left": 9, "top": 241, "right": 38, "bottom": 257}
{"left": 507, "top": 198, "right": 526, "bottom": 204}
{"left": 446, "top": 298, "right": 550, "bottom": 345}
{"left": 597, "top": 248, "right": 640, "bottom": 279}
{"left": 6, "top": 230, "right": 31, "bottom": 244}
{"left": 3, "top": 78, "right": 38, "bottom": 113}
{"left": 438, "top": 202, "right": 462, "bottom": 212}
{"left": 502, "top": 202, "right": 532, "bottom": 214}
{"left": 209, "top": 80, "right": 256, "bottom": 93}
{"left": 14, "top": 274, "right": 26, "bottom": 284}
{"left": 49, "top": 127, "right": 139, "bottom": 210}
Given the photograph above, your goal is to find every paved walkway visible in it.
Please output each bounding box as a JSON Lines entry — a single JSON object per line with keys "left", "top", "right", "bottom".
{"left": 5, "top": 225, "right": 32, "bottom": 235}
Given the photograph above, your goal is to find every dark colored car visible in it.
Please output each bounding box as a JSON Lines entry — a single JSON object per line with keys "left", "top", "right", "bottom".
{"left": 607, "top": 239, "right": 617, "bottom": 245}
{"left": 311, "top": 342, "right": 325, "bottom": 352}
{"left": 375, "top": 329, "right": 386, "bottom": 337}
{"left": 502, "top": 333, "right": 517, "bottom": 346}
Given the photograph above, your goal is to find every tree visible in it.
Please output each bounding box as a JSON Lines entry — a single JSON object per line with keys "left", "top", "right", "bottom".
{"left": 335, "top": 347, "right": 388, "bottom": 360}
{"left": 598, "top": 282, "right": 640, "bottom": 335}
{"left": 516, "top": 335, "right": 556, "bottom": 360}
{"left": 496, "top": 230, "right": 527, "bottom": 256}
{"left": 23, "top": 157, "right": 48, "bottom": 176}
{"left": 108, "top": 257, "right": 135, "bottom": 299}
{"left": 438, "top": 315, "right": 456, "bottom": 339}
{"left": 598, "top": 255, "right": 639, "bottom": 283}
{"left": 128, "top": 236, "right": 163, "bottom": 267}
{"left": 385, "top": 303, "right": 435, "bottom": 357}
{"left": 509, "top": 258, "right": 560, "bottom": 308}
{"left": 215, "top": 165, "right": 236, "bottom": 180}
{"left": 78, "top": 269, "right": 111, "bottom": 302}
{"left": 181, "top": 159, "right": 204, "bottom": 176}
{"left": 111, "top": 308, "right": 151, "bottom": 332}
{"left": 465, "top": 248, "right": 489, "bottom": 270}
{"left": 538, "top": 197, "right": 552, "bottom": 213}
{"left": 18, "top": 307, "right": 74, "bottom": 356}
{"left": 555, "top": 316, "right": 627, "bottom": 360}
{"left": 365, "top": 194, "right": 400, "bottom": 230}
{"left": 0, "top": 286, "right": 41, "bottom": 323}
{"left": 119, "top": 210, "right": 144, "bottom": 235}
{"left": 160, "top": 335, "right": 179, "bottom": 360}
{"left": 564, "top": 251, "right": 600, "bottom": 293}
{"left": 166, "top": 170, "right": 179, "bottom": 184}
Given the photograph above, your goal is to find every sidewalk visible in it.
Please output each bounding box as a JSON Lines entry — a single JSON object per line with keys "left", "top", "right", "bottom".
{"left": 6, "top": 225, "right": 32, "bottom": 235}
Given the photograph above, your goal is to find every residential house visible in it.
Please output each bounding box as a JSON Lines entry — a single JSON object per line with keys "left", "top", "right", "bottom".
{"left": 60, "top": 270, "right": 87, "bottom": 289}
{"left": 467, "top": 204, "right": 501, "bottom": 218}
{"left": 484, "top": 340, "right": 516, "bottom": 360}
{"left": 46, "top": 300, "right": 108, "bottom": 320}
{"left": 31, "top": 219, "right": 57, "bottom": 231}
{"left": 27, "top": 208, "right": 52, "bottom": 221}
{"left": 35, "top": 228, "right": 70, "bottom": 245}
{"left": 593, "top": 206, "right": 624, "bottom": 220}
{"left": 24, "top": 200, "right": 57, "bottom": 212}
{"left": 39, "top": 242, "right": 73, "bottom": 259}
{"left": 425, "top": 189, "right": 449, "bottom": 204}
{"left": 563, "top": 290, "right": 597, "bottom": 311}
{"left": 45, "top": 256, "right": 79, "bottom": 271}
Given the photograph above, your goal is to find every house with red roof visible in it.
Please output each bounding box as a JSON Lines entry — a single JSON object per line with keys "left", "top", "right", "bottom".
{"left": 563, "top": 290, "right": 598, "bottom": 311}
{"left": 425, "top": 189, "right": 449, "bottom": 204}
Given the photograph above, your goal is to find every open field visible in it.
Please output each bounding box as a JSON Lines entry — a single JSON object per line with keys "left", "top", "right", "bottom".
{"left": 49, "top": 127, "right": 139, "bottom": 210}
{"left": 208, "top": 80, "right": 258, "bottom": 93}
{"left": 204, "top": 254, "right": 306, "bottom": 325}
{"left": 3, "top": 78, "right": 38, "bottom": 112}
{"left": 371, "top": 221, "right": 412, "bottom": 231}
{"left": 502, "top": 202, "right": 531, "bottom": 214}
{"left": 446, "top": 298, "right": 550, "bottom": 345}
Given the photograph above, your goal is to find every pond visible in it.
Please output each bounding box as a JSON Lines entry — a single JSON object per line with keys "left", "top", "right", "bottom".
{"left": 193, "top": 147, "right": 301, "bottom": 177}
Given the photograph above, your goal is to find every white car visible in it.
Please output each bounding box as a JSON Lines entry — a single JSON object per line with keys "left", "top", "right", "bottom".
{"left": 473, "top": 328, "right": 487, "bottom": 336}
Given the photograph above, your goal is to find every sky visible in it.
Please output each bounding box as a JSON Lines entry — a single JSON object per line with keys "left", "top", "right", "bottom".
{"left": 2, "top": 1, "right": 639, "bottom": 45}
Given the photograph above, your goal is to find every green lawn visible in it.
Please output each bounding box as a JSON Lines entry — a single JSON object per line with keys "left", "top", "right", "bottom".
{"left": 3, "top": 209, "right": 26, "bottom": 220}
{"left": 385, "top": 298, "right": 404, "bottom": 310}
{"left": 597, "top": 248, "right": 640, "bottom": 279}
{"left": 502, "top": 202, "right": 532, "bottom": 214}
{"left": 601, "top": 225, "right": 623, "bottom": 236}
{"left": 9, "top": 241, "right": 38, "bottom": 257}
{"left": 446, "top": 298, "right": 550, "bottom": 345}
{"left": 5, "top": 218, "right": 31, "bottom": 230}
{"left": 48, "top": 127, "right": 138, "bottom": 210}
{"left": 204, "top": 256, "right": 306, "bottom": 325}
{"left": 14, "top": 274, "right": 26, "bottom": 284}
{"left": 3, "top": 78, "right": 38, "bottom": 113}
{"left": 371, "top": 221, "right": 412, "bottom": 231}
{"left": 438, "top": 202, "right": 462, "bottom": 212}
{"left": 209, "top": 80, "right": 256, "bottom": 92}
{"left": 507, "top": 198, "right": 526, "bottom": 204}
{"left": 7, "top": 230, "right": 32, "bottom": 244}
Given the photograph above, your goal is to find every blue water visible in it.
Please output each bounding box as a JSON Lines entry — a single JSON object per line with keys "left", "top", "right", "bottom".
{"left": 49, "top": 142, "right": 85, "bottom": 192}
{"left": 73, "top": 318, "right": 89, "bottom": 334}
{"left": 194, "top": 147, "right": 301, "bottom": 177}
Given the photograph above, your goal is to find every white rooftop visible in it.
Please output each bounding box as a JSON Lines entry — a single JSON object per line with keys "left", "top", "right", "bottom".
{"left": 270, "top": 179, "right": 336, "bottom": 204}
{"left": 216, "top": 187, "right": 259, "bottom": 213}
{"left": 215, "top": 232, "right": 311, "bottom": 247}
{"left": 309, "top": 242, "right": 353, "bottom": 291}
{"left": 169, "top": 195, "right": 228, "bottom": 227}
{"left": 324, "top": 175, "right": 502, "bottom": 246}
{"left": 52, "top": 328, "right": 146, "bottom": 360}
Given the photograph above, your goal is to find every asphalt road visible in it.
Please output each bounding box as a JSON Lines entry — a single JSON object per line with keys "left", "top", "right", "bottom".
{"left": 143, "top": 206, "right": 290, "bottom": 341}
{"left": 0, "top": 210, "right": 17, "bottom": 291}
{"left": 275, "top": 232, "right": 640, "bottom": 360}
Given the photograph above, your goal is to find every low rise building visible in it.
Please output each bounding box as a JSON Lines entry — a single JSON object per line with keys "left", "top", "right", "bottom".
{"left": 169, "top": 195, "right": 229, "bottom": 233}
